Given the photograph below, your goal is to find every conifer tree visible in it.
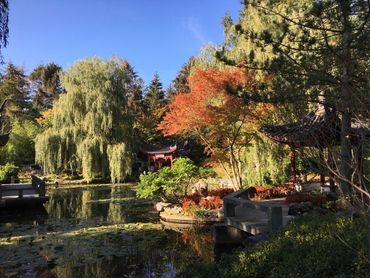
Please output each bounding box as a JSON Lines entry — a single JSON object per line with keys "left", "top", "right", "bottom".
{"left": 144, "top": 72, "right": 165, "bottom": 112}
{"left": 0, "top": 63, "right": 31, "bottom": 121}
{"left": 29, "top": 63, "right": 64, "bottom": 113}
{"left": 218, "top": 0, "right": 370, "bottom": 195}
{"left": 141, "top": 73, "right": 166, "bottom": 145}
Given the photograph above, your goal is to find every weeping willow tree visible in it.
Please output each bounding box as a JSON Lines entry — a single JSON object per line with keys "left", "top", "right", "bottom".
{"left": 242, "top": 134, "right": 290, "bottom": 186}
{"left": 35, "top": 57, "right": 135, "bottom": 183}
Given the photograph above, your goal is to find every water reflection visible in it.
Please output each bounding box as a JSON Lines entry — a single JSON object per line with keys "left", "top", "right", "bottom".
{"left": 0, "top": 184, "right": 214, "bottom": 277}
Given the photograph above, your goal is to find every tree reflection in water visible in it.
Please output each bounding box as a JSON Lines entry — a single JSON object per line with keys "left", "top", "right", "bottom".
{"left": 0, "top": 184, "right": 214, "bottom": 277}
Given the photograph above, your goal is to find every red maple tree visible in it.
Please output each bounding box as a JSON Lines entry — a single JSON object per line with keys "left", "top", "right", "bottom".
{"left": 158, "top": 68, "right": 272, "bottom": 189}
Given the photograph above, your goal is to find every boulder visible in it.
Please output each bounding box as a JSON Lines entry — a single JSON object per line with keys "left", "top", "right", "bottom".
{"left": 155, "top": 202, "right": 171, "bottom": 212}
{"left": 163, "top": 205, "right": 183, "bottom": 215}
{"left": 191, "top": 180, "right": 208, "bottom": 195}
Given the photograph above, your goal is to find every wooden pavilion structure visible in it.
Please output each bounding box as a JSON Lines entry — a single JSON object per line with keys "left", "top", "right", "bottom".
{"left": 260, "top": 102, "right": 369, "bottom": 191}
{"left": 143, "top": 145, "right": 177, "bottom": 171}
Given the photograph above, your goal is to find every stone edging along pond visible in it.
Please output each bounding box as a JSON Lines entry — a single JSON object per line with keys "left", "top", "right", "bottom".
{"left": 159, "top": 211, "right": 224, "bottom": 225}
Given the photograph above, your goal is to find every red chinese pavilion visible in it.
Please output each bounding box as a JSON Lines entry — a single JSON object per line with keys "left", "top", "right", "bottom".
{"left": 143, "top": 145, "right": 177, "bottom": 171}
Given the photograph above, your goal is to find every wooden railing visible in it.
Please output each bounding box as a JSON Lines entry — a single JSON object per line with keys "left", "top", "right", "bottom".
{"left": 223, "top": 189, "right": 283, "bottom": 233}
{"left": 0, "top": 175, "right": 46, "bottom": 199}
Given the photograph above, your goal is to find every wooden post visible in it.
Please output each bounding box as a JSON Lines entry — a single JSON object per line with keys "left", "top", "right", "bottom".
{"left": 32, "top": 175, "right": 46, "bottom": 197}
{"left": 299, "top": 147, "right": 307, "bottom": 183}
{"left": 319, "top": 147, "right": 325, "bottom": 186}
{"left": 327, "top": 148, "right": 336, "bottom": 192}
{"left": 290, "top": 147, "right": 297, "bottom": 184}
{"left": 356, "top": 139, "right": 364, "bottom": 187}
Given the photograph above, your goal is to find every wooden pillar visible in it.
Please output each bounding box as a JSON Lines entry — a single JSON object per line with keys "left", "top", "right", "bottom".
{"left": 356, "top": 138, "right": 365, "bottom": 191}
{"left": 327, "top": 148, "right": 336, "bottom": 192}
{"left": 319, "top": 147, "right": 325, "bottom": 186}
{"left": 299, "top": 147, "right": 307, "bottom": 183}
{"left": 290, "top": 147, "right": 297, "bottom": 184}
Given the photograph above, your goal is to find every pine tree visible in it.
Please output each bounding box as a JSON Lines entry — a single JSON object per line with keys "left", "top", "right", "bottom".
{"left": 0, "top": 63, "right": 31, "bottom": 121}
{"left": 140, "top": 73, "right": 167, "bottom": 145}
{"left": 218, "top": 0, "right": 370, "bottom": 195}
{"left": 29, "top": 63, "right": 64, "bottom": 113}
{"left": 144, "top": 72, "right": 165, "bottom": 112}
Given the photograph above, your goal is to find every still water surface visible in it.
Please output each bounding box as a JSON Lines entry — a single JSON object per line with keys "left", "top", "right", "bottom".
{"left": 0, "top": 184, "right": 214, "bottom": 277}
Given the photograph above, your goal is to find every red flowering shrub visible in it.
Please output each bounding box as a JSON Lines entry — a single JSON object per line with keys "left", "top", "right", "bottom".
{"left": 198, "top": 196, "right": 223, "bottom": 210}
{"left": 181, "top": 188, "right": 233, "bottom": 212}
{"left": 252, "top": 185, "right": 291, "bottom": 200}
{"left": 181, "top": 198, "right": 197, "bottom": 211}
{"left": 208, "top": 188, "right": 234, "bottom": 198}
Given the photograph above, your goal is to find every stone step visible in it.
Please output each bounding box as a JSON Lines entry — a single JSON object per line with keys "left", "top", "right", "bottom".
{"left": 226, "top": 217, "right": 269, "bottom": 235}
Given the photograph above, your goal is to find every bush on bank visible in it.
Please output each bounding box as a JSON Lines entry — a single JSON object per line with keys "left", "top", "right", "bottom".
{"left": 181, "top": 214, "right": 370, "bottom": 277}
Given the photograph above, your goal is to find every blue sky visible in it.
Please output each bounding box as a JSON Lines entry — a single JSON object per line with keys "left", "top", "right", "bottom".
{"left": 3, "top": 0, "right": 242, "bottom": 89}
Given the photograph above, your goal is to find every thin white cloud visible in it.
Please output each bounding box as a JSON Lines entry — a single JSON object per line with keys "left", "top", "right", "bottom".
{"left": 183, "top": 16, "right": 207, "bottom": 45}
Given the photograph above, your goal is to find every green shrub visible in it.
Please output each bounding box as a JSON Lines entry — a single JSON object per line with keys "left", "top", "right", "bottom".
{"left": 136, "top": 158, "right": 199, "bottom": 203}
{"left": 0, "top": 163, "right": 19, "bottom": 183}
{"left": 182, "top": 215, "right": 370, "bottom": 277}
{"left": 0, "top": 120, "right": 38, "bottom": 166}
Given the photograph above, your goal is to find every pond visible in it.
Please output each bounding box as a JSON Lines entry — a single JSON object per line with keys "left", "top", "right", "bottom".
{"left": 0, "top": 184, "right": 215, "bottom": 277}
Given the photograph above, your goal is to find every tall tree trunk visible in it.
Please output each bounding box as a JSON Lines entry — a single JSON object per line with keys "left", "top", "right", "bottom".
{"left": 229, "top": 147, "right": 241, "bottom": 190}
{"left": 339, "top": 2, "right": 353, "bottom": 195}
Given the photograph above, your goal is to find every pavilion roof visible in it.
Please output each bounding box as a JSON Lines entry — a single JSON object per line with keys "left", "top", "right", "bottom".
{"left": 143, "top": 145, "right": 177, "bottom": 155}
{"left": 260, "top": 105, "right": 341, "bottom": 148}
{"left": 261, "top": 102, "right": 370, "bottom": 148}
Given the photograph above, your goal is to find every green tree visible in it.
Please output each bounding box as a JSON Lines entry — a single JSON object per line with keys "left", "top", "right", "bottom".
{"left": 144, "top": 72, "right": 165, "bottom": 112}
{"left": 29, "top": 63, "right": 64, "bottom": 113}
{"left": 35, "top": 57, "right": 135, "bottom": 182}
{"left": 217, "top": 0, "right": 370, "bottom": 195}
{"left": 0, "top": 0, "right": 9, "bottom": 60}
{"left": 0, "top": 63, "right": 31, "bottom": 121}
{"left": 0, "top": 119, "right": 37, "bottom": 166}
{"left": 137, "top": 157, "right": 199, "bottom": 203}
{"left": 141, "top": 73, "right": 166, "bottom": 145}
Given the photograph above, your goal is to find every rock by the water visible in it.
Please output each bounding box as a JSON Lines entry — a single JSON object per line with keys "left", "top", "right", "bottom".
{"left": 191, "top": 180, "right": 208, "bottom": 195}
{"left": 163, "top": 205, "right": 183, "bottom": 215}
{"left": 155, "top": 202, "right": 171, "bottom": 212}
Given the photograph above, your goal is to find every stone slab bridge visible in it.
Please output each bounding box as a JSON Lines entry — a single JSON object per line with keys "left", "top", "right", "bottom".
{"left": 214, "top": 189, "right": 292, "bottom": 244}
{"left": 0, "top": 175, "right": 48, "bottom": 208}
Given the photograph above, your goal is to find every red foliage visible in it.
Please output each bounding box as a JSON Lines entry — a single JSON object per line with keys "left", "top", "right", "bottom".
{"left": 157, "top": 68, "right": 273, "bottom": 141}
{"left": 181, "top": 188, "right": 234, "bottom": 212}
{"left": 251, "top": 185, "right": 291, "bottom": 200}
{"left": 198, "top": 196, "right": 223, "bottom": 210}
{"left": 208, "top": 188, "right": 234, "bottom": 198}
{"left": 181, "top": 199, "right": 198, "bottom": 211}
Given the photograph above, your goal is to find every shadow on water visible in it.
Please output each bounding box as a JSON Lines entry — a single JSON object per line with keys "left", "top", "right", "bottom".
{"left": 0, "top": 184, "right": 215, "bottom": 277}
